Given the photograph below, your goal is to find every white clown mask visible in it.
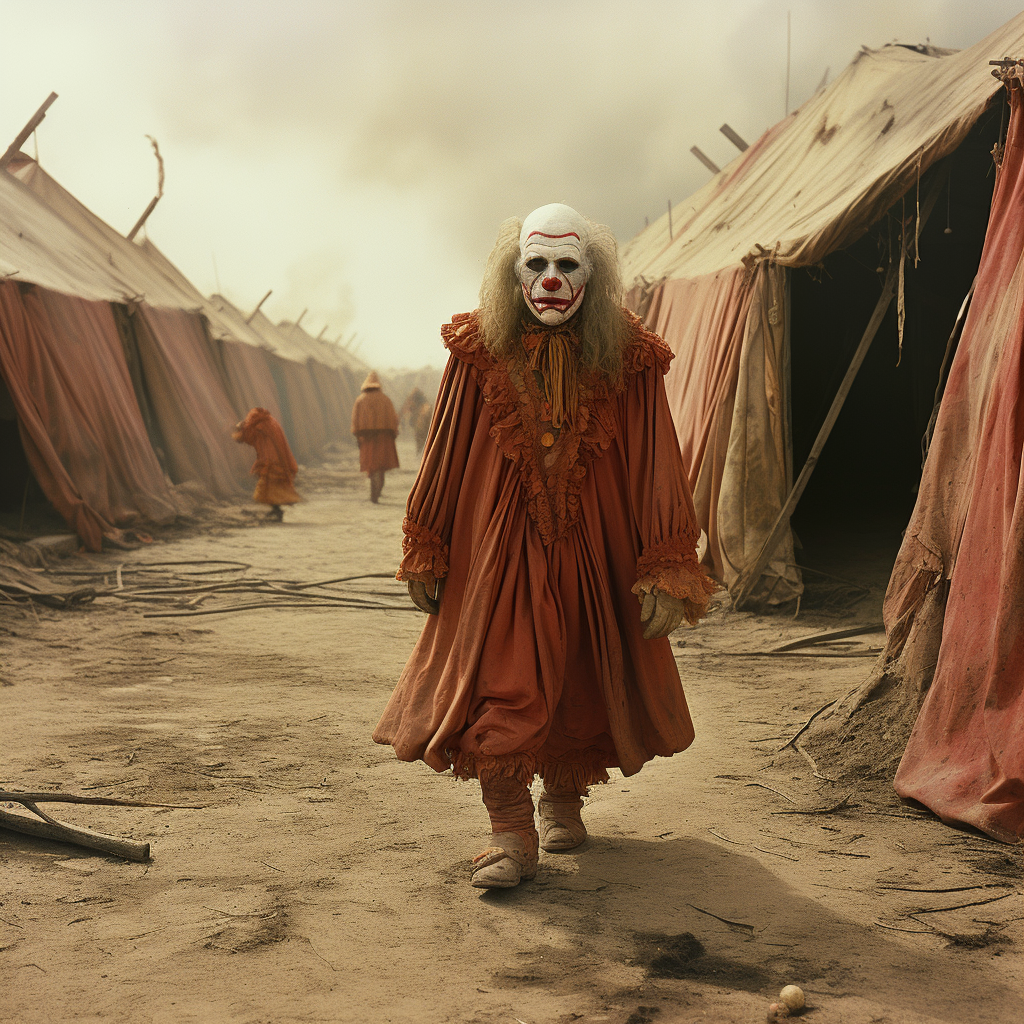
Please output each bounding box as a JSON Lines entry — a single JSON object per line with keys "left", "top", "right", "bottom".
{"left": 517, "top": 204, "right": 590, "bottom": 326}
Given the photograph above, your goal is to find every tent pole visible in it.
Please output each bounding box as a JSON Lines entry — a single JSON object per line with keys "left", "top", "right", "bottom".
{"left": 0, "top": 92, "right": 58, "bottom": 171}
{"left": 126, "top": 196, "right": 160, "bottom": 241}
{"left": 245, "top": 290, "right": 272, "bottom": 323}
{"left": 733, "top": 164, "right": 950, "bottom": 610}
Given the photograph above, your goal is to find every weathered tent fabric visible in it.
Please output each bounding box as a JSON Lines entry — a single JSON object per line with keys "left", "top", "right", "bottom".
{"left": 127, "top": 305, "right": 250, "bottom": 498}
{"left": 276, "top": 321, "right": 361, "bottom": 442}
{"left": 0, "top": 167, "right": 135, "bottom": 302}
{"left": 307, "top": 358, "right": 353, "bottom": 441}
{"left": 632, "top": 267, "right": 747, "bottom": 579}
{"left": 244, "top": 310, "right": 329, "bottom": 463}
{"left": 216, "top": 337, "right": 284, "bottom": 423}
{"left": 9, "top": 157, "right": 199, "bottom": 310}
{"left": 890, "top": 76, "right": 1024, "bottom": 842}
{"left": 717, "top": 265, "right": 800, "bottom": 597}
{"left": 621, "top": 15, "right": 1024, "bottom": 598}
{"left": 0, "top": 281, "right": 177, "bottom": 550}
{"left": 628, "top": 262, "right": 798, "bottom": 595}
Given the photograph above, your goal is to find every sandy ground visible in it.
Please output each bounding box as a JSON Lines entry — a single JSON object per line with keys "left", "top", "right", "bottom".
{"left": 1, "top": 437, "right": 1021, "bottom": 1024}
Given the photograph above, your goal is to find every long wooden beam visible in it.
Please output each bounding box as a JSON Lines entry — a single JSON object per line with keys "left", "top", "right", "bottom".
{"left": 733, "top": 165, "right": 950, "bottom": 609}
{"left": 0, "top": 92, "right": 58, "bottom": 171}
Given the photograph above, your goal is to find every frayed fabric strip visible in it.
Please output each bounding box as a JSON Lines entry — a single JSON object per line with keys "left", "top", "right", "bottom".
{"left": 448, "top": 748, "right": 612, "bottom": 792}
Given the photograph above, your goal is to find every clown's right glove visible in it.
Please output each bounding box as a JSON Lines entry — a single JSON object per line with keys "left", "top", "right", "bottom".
{"left": 408, "top": 579, "right": 442, "bottom": 615}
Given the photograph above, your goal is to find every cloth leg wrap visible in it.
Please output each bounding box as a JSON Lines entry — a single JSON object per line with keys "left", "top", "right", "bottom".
{"left": 479, "top": 770, "right": 538, "bottom": 858}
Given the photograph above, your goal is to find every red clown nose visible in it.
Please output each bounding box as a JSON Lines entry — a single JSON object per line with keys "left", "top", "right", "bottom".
{"left": 542, "top": 277, "right": 562, "bottom": 291}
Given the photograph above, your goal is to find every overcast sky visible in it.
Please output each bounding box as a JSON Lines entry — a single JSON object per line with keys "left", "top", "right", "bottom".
{"left": 1, "top": 1, "right": 1021, "bottom": 368}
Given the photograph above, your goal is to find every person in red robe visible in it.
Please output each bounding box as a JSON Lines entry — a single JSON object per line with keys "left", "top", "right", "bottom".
{"left": 351, "top": 371, "right": 400, "bottom": 503}
{"left": 373, "top": 204, "right": 715, "bottom": 889}
{"left": 232, "top": 407, "right": 300, "bottom": 522}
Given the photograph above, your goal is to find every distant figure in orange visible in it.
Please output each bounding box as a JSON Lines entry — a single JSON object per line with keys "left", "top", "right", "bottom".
{"left": 401, "top": 387, "right": 434, "bottom": 455}
{"left": 351, "top": 371, "right": 400, "bottom": 503}
{"left": 232, "top": 407, "right": 301, "bottom": 522}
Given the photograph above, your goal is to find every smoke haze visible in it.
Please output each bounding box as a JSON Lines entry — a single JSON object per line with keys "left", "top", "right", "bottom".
{"left": 1, "top": 0, "right": 1020, "bottom": 366}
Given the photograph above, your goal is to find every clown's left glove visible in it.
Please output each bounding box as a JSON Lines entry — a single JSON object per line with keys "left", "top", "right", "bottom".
{"left": 408, "top": 579, "right": 442, "bottom": 615}
{"left": 638, "top": 587, "right": 687, "bottom": 639}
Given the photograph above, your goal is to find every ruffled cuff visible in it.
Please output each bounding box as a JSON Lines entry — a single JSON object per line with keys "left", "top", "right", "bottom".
{"left": 395, "top": 517, "right": 450, "bottom": 583}
{"left": 631, "top": 538, "right": 718, "bottom": 625}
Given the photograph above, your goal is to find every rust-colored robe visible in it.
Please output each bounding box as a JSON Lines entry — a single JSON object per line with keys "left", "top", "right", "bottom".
{"left": 374, "top": 311, "right": 714, "bottom": 789}
{"left": 232, "top": 407, "right": 301, "bottom": 506}
{"left": 351, "top": 389, "right": 400, "bottom": 473}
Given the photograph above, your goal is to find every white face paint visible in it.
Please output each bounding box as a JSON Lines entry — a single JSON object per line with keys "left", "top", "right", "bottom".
{"left": 517, "top": 204, "right": 590, "bottom": 326}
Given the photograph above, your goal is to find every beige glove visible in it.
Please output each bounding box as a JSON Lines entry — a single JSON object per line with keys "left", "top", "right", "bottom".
{"left": 408, "top": 579, "right": 442, "bottom": 615}
{"left": 638, "top": 587, "right": 687, "bottom": 639}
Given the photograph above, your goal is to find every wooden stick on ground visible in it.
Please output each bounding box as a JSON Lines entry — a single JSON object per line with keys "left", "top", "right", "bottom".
{"left": 0, "top": 791, "right": 204, "bottom": 862}
{"left": 0, "top": 790, "right": 203, "bottom": 809}
{"left": 0, "top": 806, "right": 150, "bottom": 861}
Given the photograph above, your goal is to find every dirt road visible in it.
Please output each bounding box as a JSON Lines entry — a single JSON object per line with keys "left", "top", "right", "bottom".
{"left": 1, "top": 439, "right": 1021, "bottom": 1024}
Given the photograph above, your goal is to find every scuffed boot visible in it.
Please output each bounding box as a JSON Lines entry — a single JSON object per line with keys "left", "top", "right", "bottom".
{"left": 538, "top": 787, "right": 587, "bottom": 852}
{"left": 474, "top": 769, "right": 539, "bottom": 889}
{"left": 471, "top": 830, "right": 539, "bottom": 889}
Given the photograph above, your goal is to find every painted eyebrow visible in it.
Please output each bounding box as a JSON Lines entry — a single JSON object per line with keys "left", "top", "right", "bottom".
{"left": 526, "top": 231, "right": 581, "bottom": 241}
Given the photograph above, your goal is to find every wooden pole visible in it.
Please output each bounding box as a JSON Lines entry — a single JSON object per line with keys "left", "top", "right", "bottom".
{"left": 245, "top": 289, "right": 272, "bottom": 323}
{"left": 667, "top": 199, "right": 674, "bottom": 240}
{"left": 733, "top": 265, "right": 897, "bottom": 610}
{"left": 690, "top": 146, "right": 721, "bottom": 174}
{"left": 126, "top": 195, "right": 160, "bottom": 241}
{"left": 0, "top": 92, "right": 58, "bottom": 171}
{"left": 733, "top": 164, "right": 949, "bottom": 610}
{"left": 315, "top": 325, "right": 328, "bottom": 341}
{"left": 720, "top": 124, "right": 749, "bottom": 151}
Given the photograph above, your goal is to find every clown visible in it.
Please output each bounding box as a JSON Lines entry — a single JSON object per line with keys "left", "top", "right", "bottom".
{"left": 373, "top": 204, "right": 714, "bottom": 888}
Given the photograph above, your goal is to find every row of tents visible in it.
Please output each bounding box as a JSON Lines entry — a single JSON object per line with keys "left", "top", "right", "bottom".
{"left": 0, "top": 146, "right": 373, "bottom": 551}
{"left": 622, "top": 14, "right": 1024, "bottom": 841}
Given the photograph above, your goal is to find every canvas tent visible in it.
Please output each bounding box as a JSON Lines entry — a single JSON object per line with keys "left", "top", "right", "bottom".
{"left": 1, "top": 147, "right": 358, "bottom": 548}
{"left": 215, "top": 301, "right": 332, "bottom": 464}
{"left": 274, "top": 318, "right": 362, "bottom": 444}
{"left": 0, "top": 166, "right": 181, "bottom": 548}
{"left": 7, "top": 154, "right": 253, "bottom": 500}
{"left": 806, "top": 64, "right": 1024, "bottom": 844}
{"left": 622, "top": 14, "right": 1024, "bottom": 606}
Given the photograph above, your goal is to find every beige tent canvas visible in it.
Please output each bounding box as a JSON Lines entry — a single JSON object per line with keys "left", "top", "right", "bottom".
{"left": 622, "top": 14, "right": 1024, "bottom": 607}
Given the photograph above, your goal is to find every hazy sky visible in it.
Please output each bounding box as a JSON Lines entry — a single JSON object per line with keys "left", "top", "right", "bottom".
{"left": 1, "top": 1, "right": 1020, "bottom": 367}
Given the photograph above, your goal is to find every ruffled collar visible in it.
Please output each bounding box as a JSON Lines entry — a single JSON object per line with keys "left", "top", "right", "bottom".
{"left": 441, "top": 309, "right": 672, "bottom": 544}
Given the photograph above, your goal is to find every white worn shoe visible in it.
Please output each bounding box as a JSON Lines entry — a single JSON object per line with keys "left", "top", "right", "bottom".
{"left": 470, "top": 831, "right": 538, "bottom": 889}
{"left": 538, "top": 791, "right": 587, "bottom": 852}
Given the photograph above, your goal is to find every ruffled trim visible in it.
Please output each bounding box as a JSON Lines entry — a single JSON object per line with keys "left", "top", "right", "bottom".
{"left": 449, "top": 750, "right": 537, "bottom": 786}
{"left": 538, "top": 747, "right": 612, "bottom": 793}
{"left": 632, "top": 539, "right": 719, "bottom": 625}
{"left": 620, "top": 308, "right": 674, "bottom": 378}
{"left": 441, "top": 310, "right": 665, "bottom": 545}
{"left": 448, "top": 747, "right": 614, "bottom": 791}
{"left": 395, "top": 517, "right": 449, "bottom": 582}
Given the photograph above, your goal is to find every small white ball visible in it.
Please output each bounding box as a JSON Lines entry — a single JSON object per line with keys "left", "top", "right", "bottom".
{"left": 779, "top": 985, "right": 805, "bottom": 1010}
